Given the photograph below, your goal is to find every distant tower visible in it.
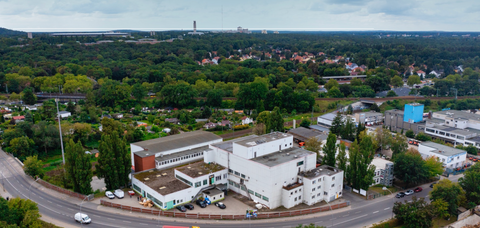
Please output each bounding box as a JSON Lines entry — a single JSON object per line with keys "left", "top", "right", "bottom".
{"left": 150, "top": 31, "right": 156, "bottom": 36}
{"left": 194, "top": 21, "right": 197, "bottom": 33}
{"left": 27, "top": 32, "right": 32, "bottom": 39}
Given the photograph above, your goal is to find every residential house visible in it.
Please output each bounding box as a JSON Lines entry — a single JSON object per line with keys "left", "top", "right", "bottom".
{"left": 165, "top": 118, "right": 180, "bottom": 124}
{"left": 112, "top": 113, "right": 124, "bottom": 119}
{"left": 12, "top": 116, "right": 25, "bottom": 123}
{"left": 218, "top": 120, "right": 231, "bottom": 127}
{"left": 241, "top": 116, "right": 253, "bottom": 125}
{"left": 58, "top": 111, "right": 71, "bottom": 118}
{"left": 429, "top": 70, "right": 443, "bottom": 78}
{"left": 203, "top": 122, "right": 218, "bottom": 129}
{"left": 416, "top": 70, "right": 426, "bottom": 77}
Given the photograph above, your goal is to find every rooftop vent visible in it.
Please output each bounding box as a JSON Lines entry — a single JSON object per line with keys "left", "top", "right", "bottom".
{"left": 294, "top": 155, "right": 298, "bottom": 158}
{"left": 156, "top": 175, "right": 161, "bottom": 177}
{"left": 198, "top": 172, "right": 203, "bottom": 175}
{"left": 162, "top": 173, "right": 167, "bottom": 176}
{"left": 159, "top": 186, "right": 166, "bottom": 190}
{"left": 144, "top": 178, "right": 150, "bottom": 181}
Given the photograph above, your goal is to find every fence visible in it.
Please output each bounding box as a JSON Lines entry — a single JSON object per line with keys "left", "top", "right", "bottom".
{"left": 100, "top": 200, "right": 350, "bottom": 220}
{"left": 37, "top": 179, "right": 93, "bottom": 201}
{"left": 367, "top": 192, "right": 389, "bottom": 200}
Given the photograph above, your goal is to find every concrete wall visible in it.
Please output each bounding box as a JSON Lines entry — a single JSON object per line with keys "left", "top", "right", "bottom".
{"left": 232, "top": 135, "right": 294, "bottom": 159}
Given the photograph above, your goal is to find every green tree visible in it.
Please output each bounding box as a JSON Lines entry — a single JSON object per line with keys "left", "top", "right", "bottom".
{"left": 340, "top": 117, "right": 356, "bottom": 141}
{"left": 6, "top": 197, "right": 41, "bottom": 228}
{"left": 305, "top": 136, "right": 322, "bottom": 157}
{"left": 96, "top": 131, "right": 131, "bottom": 190}
{"left": 346, "top": 105, "right": 353, "bottom": 114}
{"left": 324, "top": 79, "right": 339, "bottom": 91}
{"left": 432, "top": 198, "right": 450, "bottom": 219}
{"left": 405, "top": 130, "right": 415, "bottom": 138}
{"left": 393, "top": 196, "right": 434, "bottom": 228}
{"left": 407, "top": 75, "right": 421, "bottom": 87}
{"left": 206, "top": 89, "right": 224, "bottom": 108}
{"left": 459, "top": 163, "right": 480, "bottom": 206}
{"left": 65, "top": 139, "right": 93, "bottom": 194}
{"left": 132, "top": 83, "right": 147, "bottom": 103}
{"left": 430, "top": 179, "right": 466, "bottom": 215}
{"left": 415, "top": 133, "right": 432, "bottom": 141}
{"left": 330, "top": 112, "right": 344, "bottom": 135}
{"left": 356, "top": 123, "right": 365, "bottom": 142}
{"left": 9, "top": 136, "right": 35, "bottom": 158}
{"left": 386, "top": 90, "right": 397, "bottom": 97}
{"left": 23, "top": 156, "right": 44, "bottom": 179}
{"left": 266, "top": 107, "right": 284, "bottom": 133}
{"left": 294, "top": 224, "right": 326, "bottom": 228}
{"left": 466, "top": 145, "right": 478, "bottom": 155}
{"left": 390, "top": 75, "right": 404, "bottom": 88}
{"left": 21, "top": 87, "right": 36, "bottom": 105}
{"left": 391, "top": 134, "right": 408, "bottom": 158}
{"left": 375, "top": 127, "right": 392, "bottom": 152}
{"left": 346, "top": 132, "right": 376, "bottom": 190}
{"left": 327, "top": 86, "right": 344, "bottom": 98}
{"left": 424, "top": 156, "right": 444, "bottom": 178}
{"left": 323, "top": 132, "right": 337, "bottom": 166}
{"left": 394, "top": 150, "right": 429, "bottom": 188}
{"left": 66, "top": 101, "right": 76, "bottom": 115}
{"left": 300, "top": 119, "right": 311, "bottom": 128}
{"left": 370, "top": 103, "right": 380, "bottom": 112}
{"left": 236, "top": 78, "right": 268, "bottom": 113}
{"left": 337, "top": 142, "right": 348, "bottom": 176}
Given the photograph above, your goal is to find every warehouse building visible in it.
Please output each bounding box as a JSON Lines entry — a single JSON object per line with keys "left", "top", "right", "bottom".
{"left": 418, "top": 141, "right": 467, "bottom": 169}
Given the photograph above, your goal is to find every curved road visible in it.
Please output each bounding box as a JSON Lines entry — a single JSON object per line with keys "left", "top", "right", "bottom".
{"left": 0, "top": 151, "right": 463, "bottom": 228}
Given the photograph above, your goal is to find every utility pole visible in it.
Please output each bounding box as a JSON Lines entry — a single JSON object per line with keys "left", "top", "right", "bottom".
{"left": 56, "top": 99, "right": 65, "bottom": 165}
{"left": 451, "top": 88, "right": 458, "bottom": 100}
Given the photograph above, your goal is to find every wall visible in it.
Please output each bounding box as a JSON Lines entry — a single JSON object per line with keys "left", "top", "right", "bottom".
{"left": 404, "top": 104, "right": 424, "bottom": 123}
{"left": 132, "top": 177, "right": 195, "bottom": 210}
{"left": 317, "top": 117, "right": 333, "bottom": 126}
{"left": 232, "top": 135, "right": 294, "bottom": 159}
{"left": 37, "top": 179, "right": 90, "bottom": 201}
{"left": 134, "top": 154, "right": 156, "bottom": 172}
{"left": 447, "top": 214, "right": 480, "bottom": 228}
{"left": 100, "top": 200, "right": 350, "bottom": 220}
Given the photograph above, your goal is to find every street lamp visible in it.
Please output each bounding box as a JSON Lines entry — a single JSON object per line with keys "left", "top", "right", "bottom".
{"left": 382, "top": 187, "right": 394, "bottom": 219}
{"left": 28, "top": 177, "right": 40, "bottom": 199}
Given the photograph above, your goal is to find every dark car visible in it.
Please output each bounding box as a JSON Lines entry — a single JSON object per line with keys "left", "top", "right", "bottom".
{"left": 430, "top": 182, "right": 437, "bottom": 188}
{"left": 175, "top": 205, "right": 186, "bottom": 212}
{"left": 396, "top": 192, "right": 405, "bottom": 198}
{"left": 414, "top": 187, "right": 422, "bottom": 193}
{"left": 214, "top": 202, "right": 226, "bottom": 209}
{"left": 184, "top": 204, "right": 194, "bottom": 210}
{"left": 196, "top": 200, "right": 207, "bottom": 208}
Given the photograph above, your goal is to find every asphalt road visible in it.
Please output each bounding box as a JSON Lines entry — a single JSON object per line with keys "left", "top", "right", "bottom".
{"left": 0, "top": 150, "right": 463, "bottom": 228}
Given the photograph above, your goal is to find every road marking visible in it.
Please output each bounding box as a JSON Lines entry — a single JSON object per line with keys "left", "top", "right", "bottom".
{"left": 32, "top": 193, "right": 36, "bottom": 195}
{"left": 331, "top": 214, "right": 368, "bottom": 227}
{"left": 329, "top": 217, "right": 336, "bottom": 220}
{"left": 56, "top": 204, "right": 62, "bottom": 208}
{"left": 67, "top": 208, "right": 74, "bottom": 211}
{"left": 373, "top": 211, "right": 379, "bottom": 214}
{"left": 108, "top": 218, "right": 115, "bottom": 220}
{"left": 47, "top": 200, "right": 52, "bottom": 203}
{"left": 342, "top": 214, "right": 349, "bottom": 217}
{"left": 384, "top": 207, "right": 390, "bottom": 210}
{"left": 39, "top": 196, "right": 43, "bottom": 199}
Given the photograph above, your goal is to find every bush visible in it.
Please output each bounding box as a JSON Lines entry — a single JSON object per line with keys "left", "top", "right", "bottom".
{"left": 300, "top": 119, "right": 311, "bottom": 128}
{"left": 23, "top": 155, "right": 44, "bottom": 179}
{"left": 415, "top": 133, "right": 432, "bottom": 141}
{"left": 405, "top": 130, "right": 415, "bottom": 138}
{"left": 233, "top": 124, "right": 249, "bottom": 130}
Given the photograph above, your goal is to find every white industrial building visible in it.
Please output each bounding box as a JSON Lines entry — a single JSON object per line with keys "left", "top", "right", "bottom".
{"left": 206, "top": 132, "right": 343, "bottom": 209}
{"left": 425, "top": 110, "right": 480, "bottom": 148}
{"left": 370, "top": 158, "right": 394, "bottom": 186}
{"left": 418, "top": 141, "right": 467, "bottom": 169}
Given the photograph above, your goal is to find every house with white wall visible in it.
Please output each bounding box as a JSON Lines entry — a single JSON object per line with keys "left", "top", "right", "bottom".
{"left": 418, "top": 141, "right": 467, "bottom": 169}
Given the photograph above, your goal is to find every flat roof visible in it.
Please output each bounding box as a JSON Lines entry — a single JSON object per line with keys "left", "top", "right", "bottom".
{"left": 133, "top": 166, "right": 190, "bottom": 196}
{"left": 386, "top": 109, "right": 404, "bottom": 115}
{"left": 427, "top": 124, "right": 474, "bottom": 136}
{"left": 301, "top": 165, "right": 342, "bottom": 179}
{"left": 212, "top": 135, "right": 258, "bottom": 153}
{"left": 234, "top": 132, "right": 291, "bottom": 148}
{"left": 133, "top": 131, "right": 222, "bottom": 158}
{"left": 176, "top": 161, "right": 226, "bottom": 178}
{"left": 406, "top": 103, "right": 424, "bottom": 107}
{"left": 250, "top": 147, "right": 314, "bottom": 167}
{"left": 288, "top": 127, "right": 323, "bottom": 141}
{"left": 467, "top": 136, "right": 480, "bottom": 143}
{"left": 155, "top": 146, "right": 211, "bottom": 163}
{"left": 361, "top": 111, "right": 383, "bottom": 117}
{"left": 309, "top": 125, "right": 330, "bottom": 132}
{"left": 203, "top": 188, "right": 223, "bottom": 196}
{"left": 319, "top": 112, "right": 337, "bottom": 121}
{"left": 435, "top": 110, "right": 480, "bottom": 121}
{"left": 371, "top": 157, "right": 393, "bottom": 169}
{"left": 421, "top": 141, "right": 467, "bottom": 156}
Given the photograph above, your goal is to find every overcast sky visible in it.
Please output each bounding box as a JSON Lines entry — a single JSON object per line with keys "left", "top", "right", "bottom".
{"left": 1, "top": 0, "right": 479, "bottom": 32}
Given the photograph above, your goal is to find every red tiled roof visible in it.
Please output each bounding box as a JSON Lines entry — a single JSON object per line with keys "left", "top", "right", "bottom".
{"left": 12, "top": 116, "right": 25, "bottom": 120}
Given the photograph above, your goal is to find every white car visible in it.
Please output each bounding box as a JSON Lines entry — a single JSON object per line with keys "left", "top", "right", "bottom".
{"left": 74, "top": 213, "right": 91, "bottom": 224}
{"left": 405, "top": 190, "right": 414, "bottom": 196}
{"left": 114, "top": 189, "right": 124, "bottom": 199}
{"left": 105, "top": 191, "right": 115, "bottom": 199}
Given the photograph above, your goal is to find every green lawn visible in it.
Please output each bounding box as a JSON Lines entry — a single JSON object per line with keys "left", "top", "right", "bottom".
{"left": 369, "top": 185, "right": 398, "bottom": 195}
{"left": 432, "top": 215, "right": 456, "bottom": 228}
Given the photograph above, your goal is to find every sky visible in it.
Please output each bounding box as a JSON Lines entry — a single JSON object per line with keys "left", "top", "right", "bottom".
{"left": 1, "top": 0, "right": 479, "bottom": 32}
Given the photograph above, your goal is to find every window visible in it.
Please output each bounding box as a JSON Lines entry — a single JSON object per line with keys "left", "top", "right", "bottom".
{"left": 228, "top": 169, "right": 233, "bottom": 173}
{"left": 298, "top": 196, "right": 301, "bottom": 200}
{"left": 255, "top": 192, "right": 261, "bottom": 198}
{"left": 234, "top": 183, "right": 240, "bottom": 188}
{"left": 216, "top": 176, "right": 221, "bottom": 181}
{"left": 203, "top": 179, "right": 208, "bottom": 185}
{"left": 324, "top": 191, "right": 328, "bottom": 195}
{"left": 295, "top": 190, "right": 297, "bottom": 193}
{"left": 285, "top": 144, "right": 287, "bottom": 147}
{"left": 241, "top": 186, "right": 246, "bottom": 191}
{"left": 290, "top": 143, "right": 292, "bottom": 145}
{"left": 317, "top": 193, "right": 321, "bottom": 197}
{"left": 254, "top": 152, "right": 257, "bottom": 158}
{"left": 317, "top": 186, "right": 321, "bottom": 189}
{"left": 262, "top": 196, "right": 269, "bottom": 202}
{"left": 241, "top": 174, "right": 246, "bottom": 178}
{"left": 195, "top": 182, "right": 201, "bottom": 187}
{"left": 291, "top": 192, "right": 293, "bottom": 195}
{"left": 312, "top": 196, "right": 315, "bottom": 199}
{"left": 295, "top": 197, "right": 297, "bottom": 201}
{"left": 318, "top": 178, "right": 321, "bottom": 182}
{"left": 248, "top": 189, "right": 254, "bottom": 194}
{"left": 133, "top": 184, "right": 141, "bottom": 193}
{"left": 176, "top": 175, "right": 193, "bottom": 186}
{"left": 312, "top": 180, "right": 316, "bottom": 184}
{"left": 332, "top": 177, "right": 335, "bottom": 181}
{"left": 223, "top": 174, "right": 228, "bottom": 179}
{"left": 331, "top": 184, "right": 335, "bottom": 187}
{"left": 297, "top": 161, "right": 304, "bottom": 166}
{"left": 234, "top": 171, "right": 240, "bottom": 176}
{"left": 312, "top": 188, "right": 315, "bottom": 192}
{"left": 228, "top": 180, "right": 233, "bottom": 185}
{"left": 299, "top": 189, "right": 301, "bottom": 192}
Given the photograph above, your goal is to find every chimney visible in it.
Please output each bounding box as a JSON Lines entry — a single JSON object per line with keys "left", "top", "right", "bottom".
{"left": 194, "top": 21, "right": 197, "bottom": 33}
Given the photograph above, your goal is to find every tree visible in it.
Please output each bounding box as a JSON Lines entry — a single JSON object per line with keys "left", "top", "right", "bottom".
{"left": 206, "top": 89, "right": 224, "bottom": 108}
{"left": 65, "top": 139, "right": 93, "bottom": 194}
{"left": 23, "top": 156, "right": 44, "bottom": 179}
{"left": 405, "top": 130, "right": 415, "bottom": 138}
{"left": 430, "top": 179, "right": 466, "bottom": 215}
{"left": 340, "top": 117, "right": 356, "bottom": 141}
{"left": 466, "top": 145, "right": 478, "bottom": 155}
{"left": 356, "top": 123, "right": 365, "bottom": 142}
{"left": 160, "top": 83, "right": 197, "bottom": 108}
{"left": 407, "top": 75, "right": 421, "bottom": 87}
{"left": 390, "top": 75, "right": 404, "bottom": 88}
{"left": 132, "top": 83, "right": 147, "bottom": 102}
{"left": 346, "top": 132, "right": 376, "bottom": 190}
{"left": 330, "top": 112, "right": 344, "bottom": 135}
{"left": 386, "top": 90, "right": 397, "bottom": 97}
{"left": 9, "top": 136, "right": 35, "bottom": 159}
{"left": 253, "top": 123, "right": 266, "bottom": 135}
{"left": 374, "top": 127, "right": 392, "bottom": 152}
{"left": 459, "top": 163, "right": 480, "bottom": 206}
{"left": 324, "top": 79, "right": 339, "bottom": 91}
{"left": 393, "top": 196, "right": 434, "bottom": 228}
{"left": 323, "top": 132, "right": 337, "bottom": 166}
{"left": 66, "top": 101, "right": 76, "bottom": 115}
{"left": 394, "top": 150, "right": 429, "bottom": 188}
{"left": 305, "top": 136, "right": 322, "bottom": 157}
{"left": 4, "top": 197, "right": 41, "bottom": 228}
{"left": 432, "top": 198, "right": 450, "bottom": 219}
{"left": 370, "top": 103, "right": 380, "bottom": 112}
{"left": 346, "top": 105, "right": 353, "bottom": 114}
{"left": 21, "top": 87, "right": 36, "bottom": 105}
{"left": 424, "top": 156, "right": 444, "bottom": 178}
{"left": 32, "top": 121, "right": 59, "bottom": 157}
{"left": 96, "top": 131, "right": 131, "bottom": 190}
{"left": 337, "top": 142, "right": 347, "bottom": 176}
{"left": 265, "top": 107, "right": 284, "bottom": 133}
{"left": 295, "top": 224, "right": 326, "bottom": 228}
{"left": 327, "top": 86, "right": 343, "bottom": 98}
{"left": 390, "top": 134, "right": 408, "bottom": 158}
{"left": 300, "top": 119, "right": 311, "bottom": 128}
{"left": 415, "top": 133, "right": 432, "bottom": 141}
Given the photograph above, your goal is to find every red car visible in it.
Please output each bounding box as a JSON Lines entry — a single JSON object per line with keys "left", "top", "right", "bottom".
{"left": 414, "top": 187, "right": 422, "bottom": 193}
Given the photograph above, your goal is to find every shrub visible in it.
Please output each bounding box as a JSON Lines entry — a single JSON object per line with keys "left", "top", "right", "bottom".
{"left": 233, "top": 124, "right": 249, "bottom": 130}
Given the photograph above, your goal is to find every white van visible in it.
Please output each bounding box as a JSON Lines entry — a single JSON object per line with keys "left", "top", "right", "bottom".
{"left": 74, "top": 213, "right": 91, "bottom": 224}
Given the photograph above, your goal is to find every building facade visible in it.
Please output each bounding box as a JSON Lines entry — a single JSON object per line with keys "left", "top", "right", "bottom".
{"left": 418, "top": 141, "right": 467, "bottom": 169}
{"left": 371, "top": 158, "right": 394, "bottom": 186}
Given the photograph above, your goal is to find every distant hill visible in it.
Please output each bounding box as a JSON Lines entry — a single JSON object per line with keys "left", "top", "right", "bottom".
{"left": 0, "top": 27, "right": 26, "bottom": 36}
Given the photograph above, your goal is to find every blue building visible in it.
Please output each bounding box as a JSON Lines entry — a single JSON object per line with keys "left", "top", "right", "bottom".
{"left": 403, "top": 103, "right": 424, "bottom": 123}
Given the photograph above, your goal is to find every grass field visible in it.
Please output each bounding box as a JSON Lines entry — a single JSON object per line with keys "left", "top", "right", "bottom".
{"left": 369, "top": 185, "right": 399, "bottom": 195}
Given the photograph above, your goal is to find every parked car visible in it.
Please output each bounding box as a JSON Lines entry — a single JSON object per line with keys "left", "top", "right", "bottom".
{"left": 105, "top": 191, "right": 115, "bottom": 199}
{"left": 405, "top": 190, "right": 414, "bottom": 196}
{"left": 430, "top": 182, "right": 437, "bottom": 188}
{"left": 414, "top": 187, "right": 422, "bottom": 193}
{"left": 395, "top": 192, "right": 405, "bottom": 198}
{"left": 184, "top": 204, "right": 194, "bottom": 210}
{"left": 74, "top": 213, "right": 91, "bottom": 224}
{"left": 196, "top": 200, "right": 207, "bottom": 208}
{"left": 175, "top": 205, "right": 187, "bottom": 212}
{"left": 214, "top": 202, "right": 226, "bottom": 209}
{"left": 114, "top": 189, "right": 124, "bottom": 199}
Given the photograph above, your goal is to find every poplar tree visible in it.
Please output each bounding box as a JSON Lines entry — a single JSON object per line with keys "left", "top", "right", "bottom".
{"left": 96, "top": 131, "right": 131, "bottom": 190}
{"left": 337, "top": 143, "right": 348, "bottom": 177}
{"left": 65, "top": 139, "right": 93, "bottom": 194}
{"left": 330, "top": 112, "right": 343, "bottom": 135}
{"left": 346, "top": 132, "right": 376, "bottom": 190}
{"left": 323, "top": 132, "right": 337, "bottom": 167}
{"left": 266, "top": 107, "right": 284, "bottom": 133}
